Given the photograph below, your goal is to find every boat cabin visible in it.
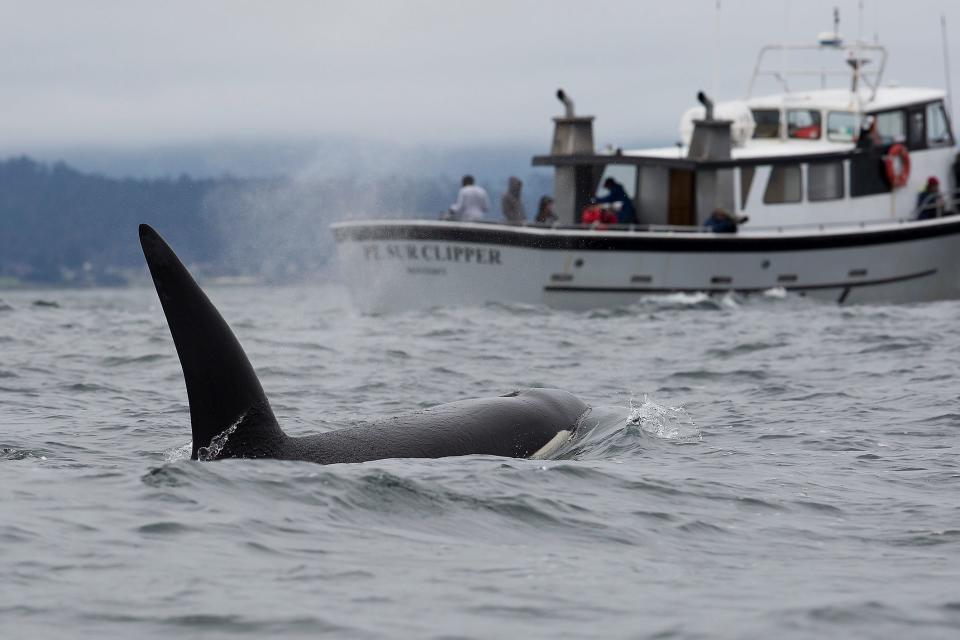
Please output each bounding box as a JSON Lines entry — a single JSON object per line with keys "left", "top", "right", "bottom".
{"left": 533, "top": 41, "right": 958, "bottom": 230}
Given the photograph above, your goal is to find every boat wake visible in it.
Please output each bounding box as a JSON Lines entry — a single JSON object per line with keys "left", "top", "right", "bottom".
{"left": 557, "top": 397, "right": 702, "bottom": 461}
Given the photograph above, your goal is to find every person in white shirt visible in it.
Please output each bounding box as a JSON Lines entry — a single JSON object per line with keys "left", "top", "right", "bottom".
{"left": 448, "top": 175, "right": 490, "bottom": 221}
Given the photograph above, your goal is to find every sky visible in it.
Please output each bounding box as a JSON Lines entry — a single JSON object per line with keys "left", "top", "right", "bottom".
{"left": 2, "top": 0, "right": 959, "bottom": 176}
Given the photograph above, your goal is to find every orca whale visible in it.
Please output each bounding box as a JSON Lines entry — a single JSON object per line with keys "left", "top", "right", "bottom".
{"left": 139, "top": 224, "right": 589, "bottom": 463}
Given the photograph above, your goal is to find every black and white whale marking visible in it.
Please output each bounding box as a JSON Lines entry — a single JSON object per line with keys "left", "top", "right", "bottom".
{"left": 139, "top": 224, "right": 589, "bottom": 463}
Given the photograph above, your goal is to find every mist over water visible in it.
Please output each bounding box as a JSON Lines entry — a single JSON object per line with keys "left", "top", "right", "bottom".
{"left": 1, "top": 285, "right": 959, "bottom": 639}
{"left": 199, "top": 159, "right": 551, "bottom": 280}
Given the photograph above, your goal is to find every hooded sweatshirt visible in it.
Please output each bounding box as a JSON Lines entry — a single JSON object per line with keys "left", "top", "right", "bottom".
{"left": 501, "top": 176, "right": 526, "bottom": 224}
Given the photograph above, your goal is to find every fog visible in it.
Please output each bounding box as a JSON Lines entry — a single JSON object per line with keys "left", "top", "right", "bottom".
{"left": 2, "top": 0, "right": 958, "bottom": 175}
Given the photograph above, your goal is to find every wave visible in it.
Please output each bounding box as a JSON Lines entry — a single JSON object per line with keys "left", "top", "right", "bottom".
{"left": 0, "top": 447, "right": 48, "bottom": 462}
{"left": 560, "top": 398, "right": 702, "bottom": 460}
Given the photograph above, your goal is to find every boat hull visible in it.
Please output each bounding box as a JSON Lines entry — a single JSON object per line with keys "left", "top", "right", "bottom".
{"left": 331, "top": 219, "right": 960, "bottom": 312}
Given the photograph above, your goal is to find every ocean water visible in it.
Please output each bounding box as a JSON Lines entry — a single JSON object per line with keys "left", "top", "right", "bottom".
{"left": 1, "top": 283, "right": 958, "bottom": 639}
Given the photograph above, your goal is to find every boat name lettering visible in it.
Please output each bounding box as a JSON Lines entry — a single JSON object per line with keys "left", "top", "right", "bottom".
{"left": 363, "top": 243, "right": 502, "bottom": 265}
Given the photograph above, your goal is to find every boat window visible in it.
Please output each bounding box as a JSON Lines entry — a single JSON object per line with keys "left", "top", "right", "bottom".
{"left": 907, "top": 108, "right": 926, "bottom": 150}
{"left": 850, "top": 154, "right": 892, "bottom": 197}
{"left": 740, "top": 166, "right": 755, "bottom": 209}
{"left": 827, "top": 112, "right": 857, "bottom": 142}
{"left": 927, "top": 101, "right": 954, "bottom": 146}
{"left": 763, "top": 165, "right": 802, "bottom": 204}
{"left": 597, "top": 165, "right": 637, "bottom": 198}
{"left": 787, "top": 110, "right": 821, "bottom": 139}
{"left": 874, "top": 110, "right": 906, "bottom": 144}
{"left": 752, "top": 110, "right": 780, "bottom": 138}
{"left": 808, "top": 161, "right": 844, "bottom": 201}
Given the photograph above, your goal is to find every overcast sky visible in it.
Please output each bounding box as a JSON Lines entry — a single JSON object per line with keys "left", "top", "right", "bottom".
{"left": 2, "top": 0, "right": 959, "bottom": 160}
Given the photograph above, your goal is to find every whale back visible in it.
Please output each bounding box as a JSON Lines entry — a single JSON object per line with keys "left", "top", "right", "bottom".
{"left": 284, "top": 388, "right": 588, "bottom": 464}
{"left": 139, "top": 224, "right": 285, "bottom": 459}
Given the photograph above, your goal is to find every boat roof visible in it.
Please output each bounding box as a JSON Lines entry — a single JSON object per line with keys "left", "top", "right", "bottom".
{"left": 626, "top": 139, "right": 852, "bottom": 161}
{"left": 745, "top": 86, "right": 946, "bottom": 113}
{"left": 622, "top": 86, "right": 948, "bottom": 161}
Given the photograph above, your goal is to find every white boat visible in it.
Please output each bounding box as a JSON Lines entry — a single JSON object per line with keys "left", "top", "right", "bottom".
{"left": 333, "top": 25, "right": 960, "bottom": 312}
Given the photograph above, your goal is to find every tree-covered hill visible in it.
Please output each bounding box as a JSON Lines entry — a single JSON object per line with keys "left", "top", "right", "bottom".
{"left": 0, "top": 156, "right": 551, "bottom": 286}
{"left": 0, "top": 157, "right": 228, "bottom": 284}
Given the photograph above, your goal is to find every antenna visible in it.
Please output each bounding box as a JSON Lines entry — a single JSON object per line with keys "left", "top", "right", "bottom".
{"left": 855, "top": 0, "right": 863, "bottom": 105}
{"left": 857, "top": 0, "right": 864, "bottom": 43}
{"left": 781, "top": 0, "right": 790, "bottom": 92}
{"left": 873, "top": 0, "right": 879, "bottom": 44}
{"left": 711, "top": 0, "right": 721, "bottom": 101}
{"left": 942, "top": 15, "right": 954, "bottom": 122}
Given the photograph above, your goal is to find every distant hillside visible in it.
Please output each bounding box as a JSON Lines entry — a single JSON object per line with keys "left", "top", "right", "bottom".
{"left": 0, "top": 157, "right": 226, "bottom": 284}
{"left": 0, "top": 156, "right": 552, "bottom": 285}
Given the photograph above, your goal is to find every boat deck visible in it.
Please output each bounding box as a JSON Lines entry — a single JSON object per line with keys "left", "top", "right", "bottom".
{"left": 332, "top": 213, "right": 959, "bottom": 240}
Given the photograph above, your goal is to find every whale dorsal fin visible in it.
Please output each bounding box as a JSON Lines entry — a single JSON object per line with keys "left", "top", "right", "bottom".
{"left": 139, "top": 224, "right": 284, "bottom": 459}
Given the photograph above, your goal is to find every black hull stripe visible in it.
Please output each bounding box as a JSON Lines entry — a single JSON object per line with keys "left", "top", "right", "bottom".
{"left": 543, "top": 268, "right": 938, "bottom": 295}
{"left": 332, "top": 219, "right": 960, "bottom": 252}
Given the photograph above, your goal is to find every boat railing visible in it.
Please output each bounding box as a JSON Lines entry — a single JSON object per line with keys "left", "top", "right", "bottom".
{"left": 341, "top": 193, "right": 959, "bottom": 235}
{"left": 910, "top": 187, "right": 960, "bottom": 220}
{"left": 746, "top": 42, "right": 887, "bottom": 101}
{"left": 431, "top": 215, "right": 949, "bottom": 235}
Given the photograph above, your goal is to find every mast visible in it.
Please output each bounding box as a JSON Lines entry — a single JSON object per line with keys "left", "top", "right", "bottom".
{"left": 711, "top": 0, "right": 721, "bottom": 102}
{"left": 942, "top": 14, "right": 954, "bottom": 123}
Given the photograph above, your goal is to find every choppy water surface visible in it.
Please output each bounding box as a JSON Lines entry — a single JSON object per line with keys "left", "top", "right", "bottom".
{"left": 1, "top": 284, "right": 958, "bottom": 639}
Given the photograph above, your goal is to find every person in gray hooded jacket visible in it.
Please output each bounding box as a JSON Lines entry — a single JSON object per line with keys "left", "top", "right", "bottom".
{"left": 501, "top": 176, "right": 526, "bottom": 224}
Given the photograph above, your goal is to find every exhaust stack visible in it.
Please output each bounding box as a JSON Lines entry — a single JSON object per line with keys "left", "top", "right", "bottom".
{"left": 557, "top": 89, "right": 576, "bottom": 118}
{"left": 548, "top": 89, "right": 597, "bottom": 225}
{"left": 550, "top": 88, "right": 594, "bottom": 155}
{"left": 697, "top": 91, "right": 715, "bottom": 121}
{"left": 688, "top": 90, "right": 731, "bottom": 161}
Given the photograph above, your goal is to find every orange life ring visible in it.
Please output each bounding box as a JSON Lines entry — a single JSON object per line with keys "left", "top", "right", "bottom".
{"left": 884, "top": 143, "right": 911, "bottom": 188}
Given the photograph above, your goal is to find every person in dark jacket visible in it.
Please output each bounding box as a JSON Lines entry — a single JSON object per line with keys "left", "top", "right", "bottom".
{"left": 594, "top": 177, "right": 637, "bottom": 224}
{"left": 916, "top": 176, "right": 944, "bottom": 220}
{"left": 703, "top": 208, "right": 747, "bottom": 233}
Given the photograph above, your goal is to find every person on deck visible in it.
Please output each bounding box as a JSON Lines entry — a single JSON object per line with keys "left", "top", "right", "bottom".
{"left": 952, "top": 153, "right": 960, "bottom": 208}
{"left": 594, "top": 177, "right": 637, "bottom": 224}
{"left": 447, "top": 175, "right": 490, "bottom": 221}
{"left": 856, "top": 115, "right": 880, "bottom": 149}
{"left": 535, "top": 196, "right": 558, "bottom": 224}
{"left": 501, "top": 176, "right": 526, "bottom": 224}
{"left": 916, "top": 176, "right": 945, "bottom": 220}
{"left": 703, "top": 208, "right": 747, "bottom": 233}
